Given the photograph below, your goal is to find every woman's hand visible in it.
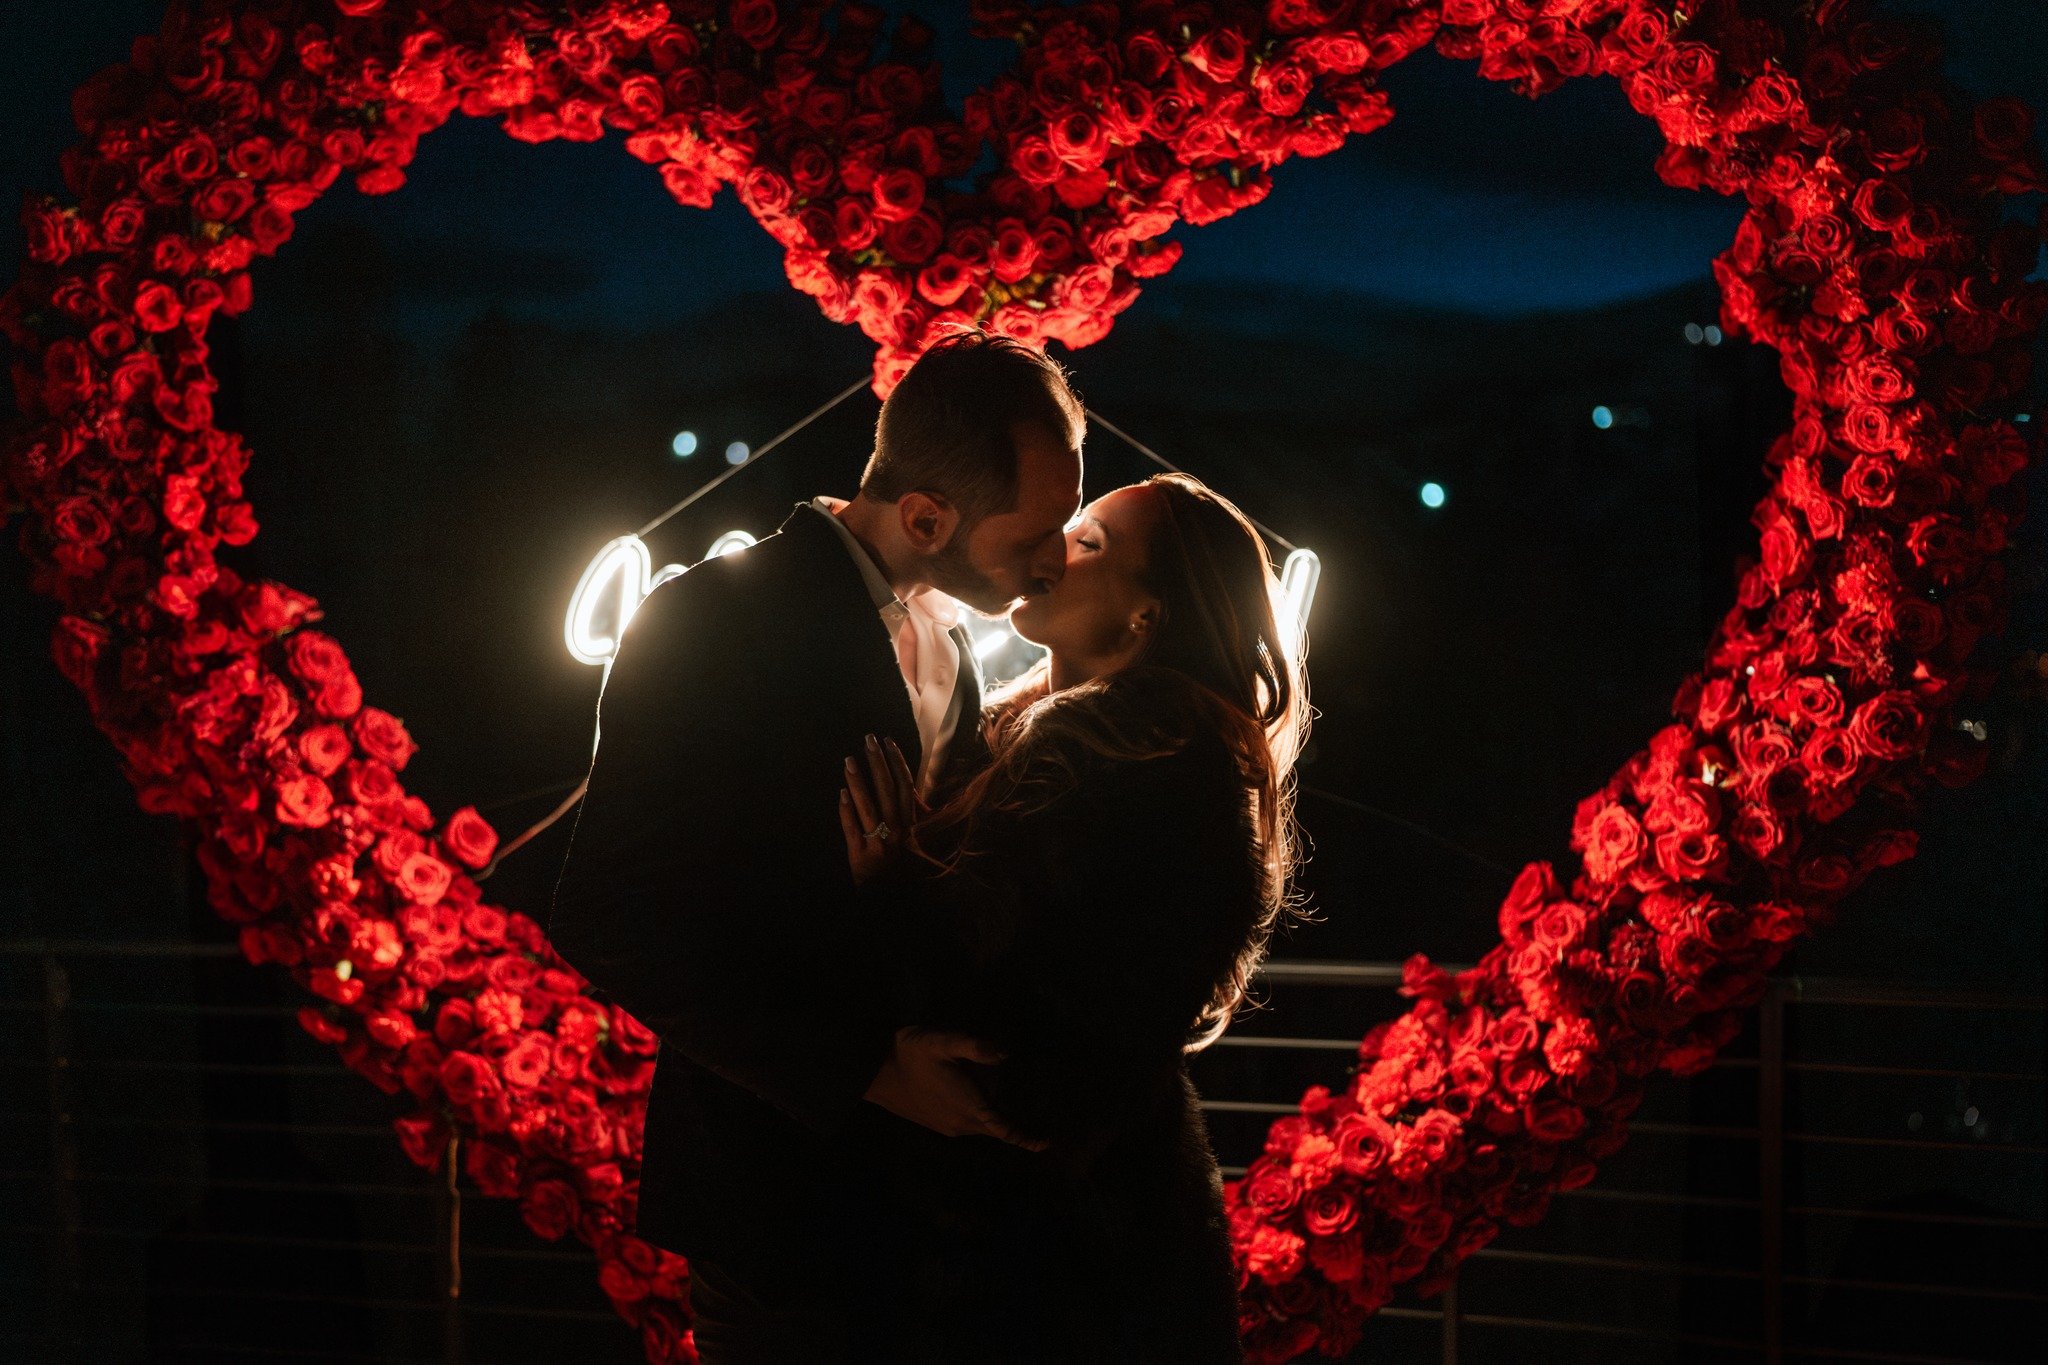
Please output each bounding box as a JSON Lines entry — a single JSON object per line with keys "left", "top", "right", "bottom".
{"left": 839, "top": 733, "right": 921, "bottom": 885}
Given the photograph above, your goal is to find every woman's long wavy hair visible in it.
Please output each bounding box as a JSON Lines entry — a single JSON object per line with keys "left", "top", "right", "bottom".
{"left": 914, "top": 472, "right": 1316, "bottom": 1053}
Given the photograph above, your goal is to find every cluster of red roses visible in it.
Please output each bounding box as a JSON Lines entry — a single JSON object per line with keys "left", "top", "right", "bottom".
{"left": 2, "top": 0, "right": 2040, "bottom": 1361}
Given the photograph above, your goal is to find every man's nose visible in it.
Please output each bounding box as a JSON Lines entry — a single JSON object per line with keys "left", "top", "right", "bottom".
{"left": 1036, "top": 539, "right": 1069, "bottom": 588}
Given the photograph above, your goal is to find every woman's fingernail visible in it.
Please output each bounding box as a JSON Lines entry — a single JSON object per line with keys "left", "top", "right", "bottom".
{"left": 866, "top": 734, "right": 879, "bottom": 749}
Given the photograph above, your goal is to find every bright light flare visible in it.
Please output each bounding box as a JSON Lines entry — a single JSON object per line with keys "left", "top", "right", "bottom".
{"left": 569, "top": 530, "right": 765, "bottom": 665}
{"left": 566, "top": 535, "right": 658, "bottom": 666}
{"left": 1274, "top": 547, "right": 1321, "bottom": 664}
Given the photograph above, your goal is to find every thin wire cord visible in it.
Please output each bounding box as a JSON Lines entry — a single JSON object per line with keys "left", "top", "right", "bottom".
{"left": 634, "top": 373, "right": 875, "bottom": 539}
{"left": 1300, "top": 784, "right": 1516, "bottom": 879}
{"left": 1082, "top": 405, "right": 1298, "bottom": 554}
{"left": 485, "top": 379, "right": 1528, "bottom": 886}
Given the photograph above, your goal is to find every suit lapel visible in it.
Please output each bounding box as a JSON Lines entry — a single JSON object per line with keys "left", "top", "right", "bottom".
{"left": 770, "top": 503, "right": 922, "bottom": 762}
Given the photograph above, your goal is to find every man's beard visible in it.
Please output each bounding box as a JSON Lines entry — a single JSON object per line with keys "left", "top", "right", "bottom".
{"left": 925, "top": 527, "right": 1013, "bottom": 616}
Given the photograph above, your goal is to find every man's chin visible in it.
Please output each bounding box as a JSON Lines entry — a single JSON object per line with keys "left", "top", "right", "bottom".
{"left": 961, "top": 590, "right": 1025, "bottom": 619}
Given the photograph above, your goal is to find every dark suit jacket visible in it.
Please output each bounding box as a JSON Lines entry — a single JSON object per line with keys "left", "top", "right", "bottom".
{"left": 855, "top": 664, "right": 1259, "bottom": 1363}
{"left": 546, "top": 499, "right": 990, "bottom": 1288}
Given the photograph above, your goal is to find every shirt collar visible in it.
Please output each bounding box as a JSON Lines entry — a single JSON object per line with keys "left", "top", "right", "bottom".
{"left": 806, "top": 496, "right": 963, "bottom": 631}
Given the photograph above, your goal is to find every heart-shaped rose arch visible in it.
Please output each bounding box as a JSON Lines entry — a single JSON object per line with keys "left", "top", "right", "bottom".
{"left": 4, "top": 0, "right": 2043, "bottom": 1359}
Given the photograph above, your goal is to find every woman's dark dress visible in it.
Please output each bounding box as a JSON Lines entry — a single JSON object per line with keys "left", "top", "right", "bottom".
{"left": 852, "top": 664, "right": 1263, "bottom": 1363}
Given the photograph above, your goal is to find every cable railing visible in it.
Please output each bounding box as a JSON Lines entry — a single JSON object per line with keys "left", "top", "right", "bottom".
{"left": 2, "top": 936, "right": 2040, "bottom": 1364}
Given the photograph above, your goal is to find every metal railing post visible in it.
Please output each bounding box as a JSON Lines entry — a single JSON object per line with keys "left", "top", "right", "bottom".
{"left": 1760, "top": 981, "right": 1786, "bottom": 1365}
{"left": 439, "top": 1131, "right": 467, "bottom": 1364}
{"left": 1441, "top": 1267, "right": 1460, "bottom": 1364}
{"left": 43, "top": 949, "right": 82, "bottom": 1362}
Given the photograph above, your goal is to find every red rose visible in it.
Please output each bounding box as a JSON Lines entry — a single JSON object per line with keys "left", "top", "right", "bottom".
{"left": 1840, "top": 453, "right": 1898, "bottom": 507}
{"left": 1847, "top": 354, "right": 1914, "bottom": 405}
{"left": 1302, "top": 1187, "right": 1358, "bottom": 1237}
{"left": 739, "top": 166, "right": 792, "bottom": 217}
{"left": 870, "top": 167, "right": 924, "bottom": 223}
{"left": 351, "top": 706, "right": 418, "bottom": 769}
{"left": 438, "top": 1050, "right": 499, "bottom": 1107}
{"left": 1871, "top": 305, "right": 1934, "bottom": 354}
{"left": 1655, "top": 41, "right": 1717, "bottom": 91}
{"left": 1906, "top": 513, "right": 1973, "bottom": 584}
{"left": 1783, "top": 674, "right": 1845, "bottom": 729}
{"left": 1851, "top": 178, "right": 1912, "bottom": 231}
{"left": 1800, "top": 726, "right": 1862, "bottom": 790}
{"left": 440, "top": 806, "right": 498, "bottom": 869}
{"left": 1184, "top": 28, "right": 1247, "bottom": 83}
{"left": 1758, "top": 504, "right": 1812, "bottom": 586}
{"left": 1847, "top": 689, "right": 1924, "bottom": 761}
{"left": 1582, "top": 803, "right": 1647, "bottom": 882}
{"left": 194, "top": 176, "right": 257, "bottom": 223}
{"left": 852, "top": 269, "right": 911, "bottom": 340}
{"left": 134, "top": 279, "right": 183, "bottom": 332}
{"left": 1610, "top": 5, "right": 1670, "bottom": 65}
{"left": 1244, "top": 1159, "right": 1302, "bottom": 1218}
{"left": 1865, "top": 107, "right": 1927, "bottom": 172}
{"left": 1254, "top": 59, "right": 1313, "bottom": 117}
{"left": 345, "top": 756, "right": 401, "bottom": 808}
{"left": 873, "top": 208, "right": 936, "bottom": 266}
{"left": 1497, "top": 858, "right": 1562, "bottom": 945}
{"left": 1498, "top": 1048, "right": 1551, "bottom": 1099}
{"left": 1957, "top": 421, "right": 2028, "bottom": 488}
{"left": 314, "top": 670, "right": 362, "bottom": 719}
{"left": 1410, "top": 1108, "right": 1464, "bottom": 1166}
{"left": 989, "top": 218, "right": 1038, "bottom": 283}
{"left": 1729, "top": 798, "right": 1788, "bottom": 861}
{"left": 1527, "top": 1098, "right": 1587, "bottom": 1141}
{"left": 98, "top": 197, "right": 148, "bottom": 249}
{"left": 433, "top": 998, "right": 476, "bottom": 1048}
{"left": 284, "top": 630, "right": 347, "bottom": 684}
{"left": 915, "top": 254, "right": 974, "bottom": 308}
{"left": 1972, "top": 97, "right": 2035, "bottom": 159}
{"left": 729, "top": 0, "right": 781, "bottom": 50}
{"left": 396, "top": 851, "right": 453, "bottom": 905}
{"left": 1243, "top": 1224, "right": 1306, "bottom": 1283}
{"left": 1795, "top": 852, "right": 1856, "bottom": 895}
{"left": 1305, "top": 1230, "right": 1366, "bottom": 1283}
{"left": 598, "top": 1258, "right": 649, "bottom": 1305}
{"left": 520, "top": 1177, "right": 580, "bottom": 1240}
{"left": 1048, "top": 109, "right": 1108, "bottom": 169}
{"left": 1297, "top": 33, "right": 1370, "bottom": 74}
{"left": 1533, "top": 900, "right": 1587, "bottom": 949}
{"left": 501, "top": 1032, "right": 551, "bottom": 1088}
{"left": 659, "top": 163, "right": 716, "bottom": 210}
{"left": 272, "top": 772, "right": 334, "bottom": 832}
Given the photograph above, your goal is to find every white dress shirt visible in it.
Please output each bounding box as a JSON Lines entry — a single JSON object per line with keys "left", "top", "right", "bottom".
{"left": 809, "top": 496, "right": 971, "bottom": 797}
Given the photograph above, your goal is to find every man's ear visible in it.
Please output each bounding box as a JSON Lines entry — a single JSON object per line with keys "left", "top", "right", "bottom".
{"left": 897, "top": 492, "right": 960, "bottom": 555}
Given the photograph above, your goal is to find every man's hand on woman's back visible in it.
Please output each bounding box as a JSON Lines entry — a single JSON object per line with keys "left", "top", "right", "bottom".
{"left": 863, "top": 1025, "right": 1049, "bottom": 1151}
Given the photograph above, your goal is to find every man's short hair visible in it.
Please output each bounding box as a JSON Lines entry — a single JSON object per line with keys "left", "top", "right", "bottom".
{"left": 861, "top": 327, "right": 1085, "bottom": 531}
